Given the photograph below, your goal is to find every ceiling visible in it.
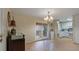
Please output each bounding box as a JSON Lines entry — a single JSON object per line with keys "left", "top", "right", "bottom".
{"left": 11, "top": 8, "right": 79, "bottom": 20}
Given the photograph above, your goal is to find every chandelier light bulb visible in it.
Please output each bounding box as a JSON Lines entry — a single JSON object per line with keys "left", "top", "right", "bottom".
{"left": 44, "top": 11, "right": 54, "bottom": 22}
{"left": 44, "top": 16, "right": 48, "bottom": 20}
{"left": 50, "top": 16, "right": 53, "bottom": 20}
{"left": 49, "top": 18, "right": 51, "bottom": 21}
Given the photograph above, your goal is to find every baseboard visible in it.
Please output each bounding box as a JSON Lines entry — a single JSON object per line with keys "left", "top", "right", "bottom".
{"left": 73, "top": 41, "right": 79, "bottom": 45}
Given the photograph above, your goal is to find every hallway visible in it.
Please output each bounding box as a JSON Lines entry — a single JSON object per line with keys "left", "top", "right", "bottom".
{"left": 25, "top": 38, "right": 79, "bottom": 51}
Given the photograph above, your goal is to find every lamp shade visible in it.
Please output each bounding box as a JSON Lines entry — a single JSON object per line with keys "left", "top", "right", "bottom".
{"left": 10, "top": 16, "right": 16, "bottom": 27}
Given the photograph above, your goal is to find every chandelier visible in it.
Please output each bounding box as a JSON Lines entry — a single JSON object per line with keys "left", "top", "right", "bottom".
{"left": 44, "top": 11, "right": 53, "bottom": 22}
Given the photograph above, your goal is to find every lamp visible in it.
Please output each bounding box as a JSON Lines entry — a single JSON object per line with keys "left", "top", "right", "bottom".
{"left": 44, "top": 11, "right": 53, "bottom": 22}
{"left": 10, "top": 16, "right": 16, "bottom": 27}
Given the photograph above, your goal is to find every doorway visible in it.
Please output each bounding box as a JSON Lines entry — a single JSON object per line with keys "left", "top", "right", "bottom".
{"left": 57, "top": 17, "right": 73, "bottom": 39}
{"left": 35, "top": 23, "right": 48, "bottom": 41}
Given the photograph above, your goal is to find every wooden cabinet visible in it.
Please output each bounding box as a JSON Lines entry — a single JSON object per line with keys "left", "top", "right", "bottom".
{"left": 7, "top": 36, "right": 25, "bottom": 51}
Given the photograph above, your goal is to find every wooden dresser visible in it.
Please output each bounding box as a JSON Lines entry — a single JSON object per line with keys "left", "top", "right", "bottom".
{"left": 7, "top": 35, "right": 25, "bottom": 51}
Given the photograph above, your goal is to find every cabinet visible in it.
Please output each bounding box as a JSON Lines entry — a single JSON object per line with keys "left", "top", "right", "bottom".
{"left": 7, "top": 35, "right": 25, "bottom": 51}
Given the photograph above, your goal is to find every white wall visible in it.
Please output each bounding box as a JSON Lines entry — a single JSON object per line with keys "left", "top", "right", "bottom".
{"left": 0, "top": 8, "right": 9, "bottom": 51}
{"left": 0, "top": 8, "right": 13, "bottom": 51}
{"left": 14, "top": 14, "right": 47, "bottom": 43}
{"left": 73, "top": 14, "right": 79, "bottom": 43}
{"left": 51, "top": 20, "right": 58, "bottom": 39}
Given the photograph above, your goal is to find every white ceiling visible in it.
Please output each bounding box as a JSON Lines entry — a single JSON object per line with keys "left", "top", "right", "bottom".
{"left": 11, "top": 8, "right": 79, "bottom": 20}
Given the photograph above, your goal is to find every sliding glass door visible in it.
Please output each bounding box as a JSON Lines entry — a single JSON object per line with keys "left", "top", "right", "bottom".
{"left": 58, "top": 19, "right": 72, "bottom": 38}
{"left": 35, "top": 23, "right": 48, "bottom": 40}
